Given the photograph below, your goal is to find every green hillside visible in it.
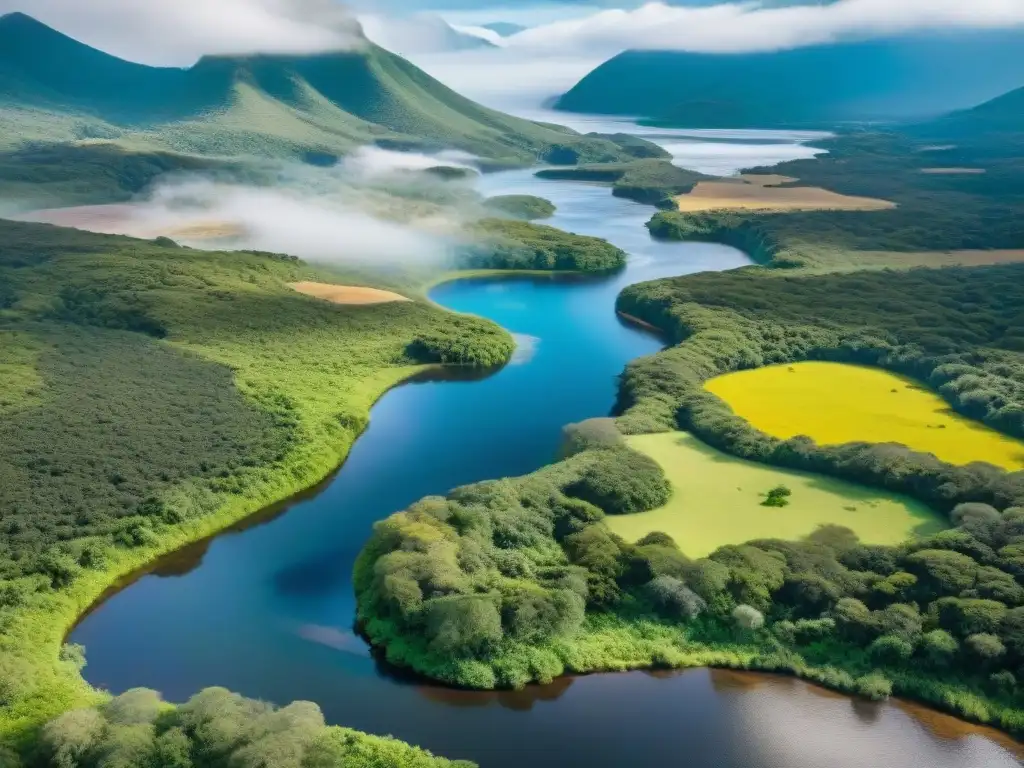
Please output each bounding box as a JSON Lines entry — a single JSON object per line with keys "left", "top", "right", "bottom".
{"left": 555, "top": 34, "right": 1024, "bottom": 128}
{"left": 0, "top": 12, "right": 637, "bottom": 205}
{"left": 910, "top": 86, "right": 1024, "bottom": 142}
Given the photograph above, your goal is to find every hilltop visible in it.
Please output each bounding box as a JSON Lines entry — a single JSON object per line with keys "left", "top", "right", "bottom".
{"left": 909, "top": 85, "right": 1024, "bottom": 143}
{"left": 0, "top": 13, "right": 639, "bottom": 205}
{"left": 555, "top": 32, "right": 1024, "bottom": 128}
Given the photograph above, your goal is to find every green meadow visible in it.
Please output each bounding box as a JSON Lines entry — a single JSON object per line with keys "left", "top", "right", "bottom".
{"left": 606, "top": 432, "right": 945, "bottom": 557}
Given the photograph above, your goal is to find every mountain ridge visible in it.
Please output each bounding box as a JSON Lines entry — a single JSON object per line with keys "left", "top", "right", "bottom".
{"left": 555, "top": 33, "right": 1024, "bottom": 128}
{"left": 0, "top": 13, "right": 634, "bottom": 168}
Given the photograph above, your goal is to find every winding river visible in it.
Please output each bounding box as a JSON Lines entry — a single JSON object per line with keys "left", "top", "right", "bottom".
{"left": 70, "top": 131, "right": 1022, "bottom": 767}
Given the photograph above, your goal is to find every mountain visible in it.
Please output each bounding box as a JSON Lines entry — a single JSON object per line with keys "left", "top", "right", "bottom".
{"left": 909, "top": 85, "right": 1024, "bottom": 141}
{"left": 0, "top": 13, "right": 633, "bottom": 171}
{"left": 555, "top": 32, "right": 1024, "bottom": 128}
{"left": 481, "top": 22, "right": 527, "bottom": 37}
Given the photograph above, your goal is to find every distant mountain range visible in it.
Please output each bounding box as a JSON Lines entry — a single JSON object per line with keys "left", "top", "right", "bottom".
{"left": 910, "top": 85, "right": 1024, "bottom": 141}
{"left": 555, "top": 32, "right": 1024, "bottom": 128}
{"left": 480, "top": 22, "right": 527, "bottom": 38}
{"left": 0, "top": 12, "right": 633, "bottom": 169}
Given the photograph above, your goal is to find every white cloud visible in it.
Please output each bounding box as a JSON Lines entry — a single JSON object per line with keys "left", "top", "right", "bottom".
{"left": 508, "top": 0, "right": 1024, "bottom": 55}
{"left": 0, "top": 0, "right": 363, "bottom": 66}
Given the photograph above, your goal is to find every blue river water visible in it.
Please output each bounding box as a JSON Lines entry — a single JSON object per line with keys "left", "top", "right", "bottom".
{"left": 70, "top": 139, "right": 1022, "bottom": 767}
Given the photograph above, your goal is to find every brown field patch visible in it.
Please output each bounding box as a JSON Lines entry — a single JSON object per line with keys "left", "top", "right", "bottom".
{"left": 738, "top": 174, "right": 799, "bottom": 187}
{"left": 919, "top": 167, "right": 987, "bottom": 175}
{"left": 675, "top": 180, "right": 895, "bottom": 213}
{"left": 289, "top": 281, "right": 410, "bottom": 306}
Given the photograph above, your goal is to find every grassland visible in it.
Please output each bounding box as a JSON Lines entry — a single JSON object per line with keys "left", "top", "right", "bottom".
{"left": 606, "top": 432, "right": 944, "bottom": 557}
{"left": 705, "top": 362, "right": 1024, "bottom": 471}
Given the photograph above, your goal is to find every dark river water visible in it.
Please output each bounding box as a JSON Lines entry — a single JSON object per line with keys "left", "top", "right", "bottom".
{"left": 71, "top": 135, "right": 1022, "bottom": 767}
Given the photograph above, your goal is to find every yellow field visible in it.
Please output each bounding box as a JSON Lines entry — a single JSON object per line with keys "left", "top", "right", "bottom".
{"left": 705, "top": 362, "right": 1024, "bottom": 470}
{"left": 674, "top": 179, "right": 895, "bottom": 213}
{"left": 608, "top": 432, "right": 943, "bottom": 557}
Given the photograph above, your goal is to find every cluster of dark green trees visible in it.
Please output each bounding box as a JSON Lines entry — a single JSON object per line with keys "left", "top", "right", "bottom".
{"left": 356, "top": 258, "right": 1024, "bottom": 733}
{"left": 0, "top": 219, "right": 512, "bottom": 586}
{"left": 535, "top": 159, "right": 707, "bottom": 208}
{"left": 22, "top": 688, "right": 468, "bottom": 768}
{"left": 355, "top": 418, "right": 1024, "bottom": 730}
{"left": 459, "top": 219, "right": 626, "bottom": 272}
{"left": 481, "top": 195, "right": 556, "bottom": 221}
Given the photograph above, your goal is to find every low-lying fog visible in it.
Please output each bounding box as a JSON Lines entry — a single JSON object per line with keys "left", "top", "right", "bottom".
{"left": 16, "top": 148, "right": 488, "bottom": 268}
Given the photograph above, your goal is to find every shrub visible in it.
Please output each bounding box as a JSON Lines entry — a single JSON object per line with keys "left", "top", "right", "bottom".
{"left": 855, "top": 673, "right": 893, "bottom": 701}
{"left": 761, "top": 485, "right": 792, "bottom": 508}
{"left": 990, "top": 670, "right": 1017, "bottom": 697}
{"left": 566, "top": 448, "right": 671, "bottom": 516}
{"left": 869, "top": 634, "right": 915, "bottom": 664}
{"left": 965, "top": 633, "right": 1007, "bottom": 664}
{"left": 560, "top": 418, "right": 624, "bottom": 457}
{"left": 732, "top": 604, "right": 765, "bottom": 631}
{"left": 920, "top": 629, "right": 959, "bottom": 666}
{"left": 646, "top": 575, "right": 707, "bottom": 620}
{"left": 425, "top": 595, "right": 503, "bottom": 657}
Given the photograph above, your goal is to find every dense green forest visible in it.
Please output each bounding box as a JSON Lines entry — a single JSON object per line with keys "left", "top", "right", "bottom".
{"left": 459, "top": 219, "right": 626, "bottom": 272}
{"left": 0, "top": 219, "right": 514, "bottom": 759}
{"left": 536, "top": 159, "right": 707, "bottom": 207}
{"left": 18, "top": 688, "right": 468, "bottom": 768}
{"left": 356, "top": 262, "right": 1024, "bottom": 737}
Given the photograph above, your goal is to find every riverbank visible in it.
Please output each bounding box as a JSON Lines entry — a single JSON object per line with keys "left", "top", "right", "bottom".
{"left": 0, "top": 220, "right": 516, "bottom": 752}
{"left": 355, "top": 228, "right": 1024, "bottom": 744}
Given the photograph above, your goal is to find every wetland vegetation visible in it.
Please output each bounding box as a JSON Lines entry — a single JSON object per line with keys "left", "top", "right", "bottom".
{"left": 606, "top": 433, "right": 944, "bottom": 557}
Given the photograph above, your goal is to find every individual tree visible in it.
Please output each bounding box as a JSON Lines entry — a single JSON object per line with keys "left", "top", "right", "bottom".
{"left": 920, "top": 629, "right": 959, "bottom": 667}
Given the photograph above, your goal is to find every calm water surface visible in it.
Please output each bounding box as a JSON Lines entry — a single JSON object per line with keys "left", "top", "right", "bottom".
{"left": 71, "top": 136, "right": 1022, "bottom": 767}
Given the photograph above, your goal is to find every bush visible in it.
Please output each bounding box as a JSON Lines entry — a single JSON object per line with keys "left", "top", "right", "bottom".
{"left": 560, "top": 418, "right": 624, "bottom": 457}
{"left": 646, "top": 575, "right": 707, "bottom": 620}
{"left": 761, "top": 485, "right": 792, "bottom": 508}
{"left": 920, "top": 629, "right": 959, "bottom": 666}
{"left": 855, "top": 672, "right": 893, "bottom": 701}
{"left": 425, "top": 594, "right": 503, "bottom": 657}
{"left": 869, "top": 634, "right": 915, "bottom": 664}
{"left": 566, "top": 448, "right": 671, "bottom": 515}
{"left": 965, "top": 633, "right": 1007, "bottom": 664}
{"left": 990, "top": 670, "right": 1017, "bottom": 696}
{"left": 732, "top": 604, "right": 765, "bottom": 631}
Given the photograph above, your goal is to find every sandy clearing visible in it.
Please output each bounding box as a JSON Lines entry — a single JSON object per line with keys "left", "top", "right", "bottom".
{"left": 675, "top": 180, "right": 894, "bottom": 213}
{"left": 289, "top": 281, "right": 410, "bottom": 306}
{"left": 920, "top": 167, "right": 987, "bottom": 175}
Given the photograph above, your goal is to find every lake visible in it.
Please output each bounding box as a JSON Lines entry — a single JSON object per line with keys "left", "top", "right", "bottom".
{"left": 70, "top": 130, "right": 1022, "bottom": 767}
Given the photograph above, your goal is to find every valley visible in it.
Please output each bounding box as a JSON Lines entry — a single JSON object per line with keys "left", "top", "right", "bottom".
{"left": 1, "top": 7, "right": 1024, "bottom": 768}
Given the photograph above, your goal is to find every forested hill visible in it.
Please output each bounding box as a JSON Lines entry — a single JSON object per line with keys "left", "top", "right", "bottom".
{"left": 0, "top": 12, "right": 634, "bottom": 165}
{"left": 554, "top": 33, "right": 1024, "bottom": 128}
{"left": 909, "top": 86, "right": 1024, "bottom": 142}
